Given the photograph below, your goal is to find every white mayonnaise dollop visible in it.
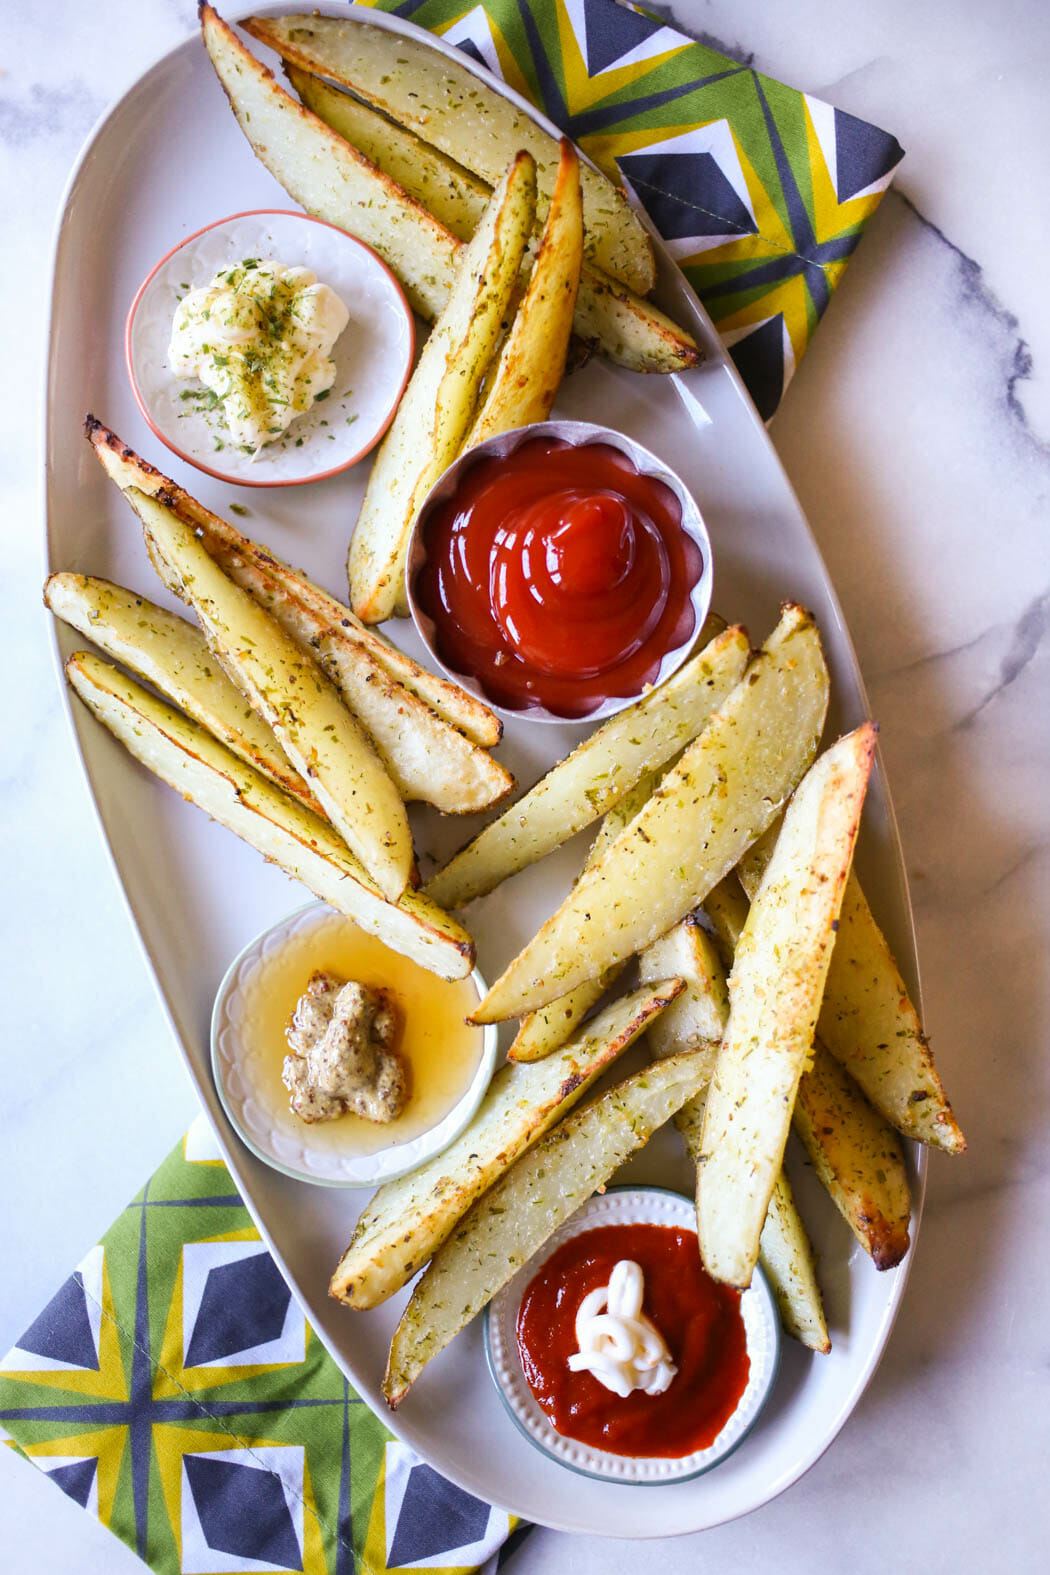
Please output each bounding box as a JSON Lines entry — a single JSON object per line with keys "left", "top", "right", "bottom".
{"left": 568, "top": 1258, "right": 677, "bottom": 1398}
{"left": 169, "top": 259, "right": 349, "bottom": 452}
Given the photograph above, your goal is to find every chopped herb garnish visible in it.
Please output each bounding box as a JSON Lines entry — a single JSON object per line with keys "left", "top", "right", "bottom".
{"left": 169, "top": 260, "right": 346, "bottom": 451}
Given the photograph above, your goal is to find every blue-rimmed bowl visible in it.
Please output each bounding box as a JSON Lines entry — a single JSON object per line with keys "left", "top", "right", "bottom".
{"left": 484, "top": 1185, "right": 780, "bottom": 1484}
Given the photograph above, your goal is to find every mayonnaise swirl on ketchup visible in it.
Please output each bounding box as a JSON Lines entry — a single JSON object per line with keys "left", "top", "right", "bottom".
{"left": 414, "top": 437, "right": 703, "bottom": 718}
{"left": 517, "top": 1222, "right": 749, "bottom": 1458}
{"left": 568, "top": 1258, "right": 677, "bottom": 1398}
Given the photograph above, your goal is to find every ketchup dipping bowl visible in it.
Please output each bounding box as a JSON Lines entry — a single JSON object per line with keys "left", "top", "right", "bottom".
{"left": 485, "top": 1187, "right": 780, "bottom": 1485}
{"left": 406, "top": 421, "right": 713, "bottom": 723}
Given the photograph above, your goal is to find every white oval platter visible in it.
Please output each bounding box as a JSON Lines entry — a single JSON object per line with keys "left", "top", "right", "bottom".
{"left": 43, "top": 1, "right": 925, "bottom": 1540}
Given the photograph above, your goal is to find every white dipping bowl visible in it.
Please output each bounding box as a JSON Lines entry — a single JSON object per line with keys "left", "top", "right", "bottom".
{"left": 485, "top": 1186, "right": 780, "bottom": 1484}
{"left": 211, "top": 902, "right": 497, "bottom": 1188}
{"left": 406, "top": 420, "right": 714, "bottom": 724}
{"left": 126, "top": 209, "right": 414, "bottom": 487}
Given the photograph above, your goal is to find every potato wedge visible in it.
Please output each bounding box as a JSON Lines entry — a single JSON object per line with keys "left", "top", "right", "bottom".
{"left": 426, "top": 622, "right": 750, "bottom": 910}
{"left": 85, "top": 417, "right": 502, "bottom": 751}
{"left": 66, "top": 653, "right": 473, "bottom": 978}
{"left": 288, "top": 64, "right": 488, "bottom": 243}
{"left": 508, "top": 969, "right": 615, "bottom": 1064}
{"left": 472, "top": 605, "right": 830, "bottom": 1021}
{"left": 348, "top": 152, "right": 537, "bottom": 622}
{"left": 214, "top": 11, "right": 697, "bottom": 372}
{"left": 465, "top": 139, "right": 581, "bottom": 445}
{"left": 186, "top": 543, "right": 513, "bottom": 814}
{"left": 756, "top": 1175, "right": 831, "bottom": 1354}
{"left": 568, "top": 264, "right": 703, "bottom": 375}
{"left": 211, "top": 22, "right": 693, "bottom": 378}
{"left": 330, "top": 979, "right": 685, "bottom": 1308}
{"left": 704, "top": 867, "right": 912, "bottom": 1275}
{"left": 794, "top": 1044, "right": 911, "bottom": 1269}
{"left": 384, "top": 1049, "right": 707, "bottom": 1406}
{"left": 637, "top": 919, "right": 723, "bottom": 1158}
{"left": 637, "top": 922, "right": 722, "bottom": 1224}
{"left": 45, "top": 571, "right": 324, "bottom": 818}
{"left": 126, "top": 488, "right": 413, "bottom": 902}
{"left": 243, "top": 11, "right": 656, "bottom": 295}
{"left": 137, "top": 503, "right": 511, "bottom": 812}
{"left": 200, "top": 3, "right": 457, "bottom": 319}
{"left": 702, "top": 871, "right": 751, "bottom": 957}
{"left": 698, "top": 725, "right": 877, "bottom": 1288}
{"left": 738, "top": 829, "right": 965, "bottom": 1154}
{"left": 288, "top": 62, "right": 700, "bottom": 374}
{"left": 640, "top": 917, "right": 729, "bottom": 1061}
{"left": 506, "top": 775, "right": 655, "bottom": 1063}
{"left": 639, "top": 917, "right": 830, "bottom": 1352}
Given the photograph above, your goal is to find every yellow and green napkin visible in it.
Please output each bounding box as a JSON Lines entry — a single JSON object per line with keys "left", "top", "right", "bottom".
{"left": 363, "top": 0, "right": 904, "bottom": 417}
{"left": 1, "top": 1119, "right": 526, "bottom": 1573}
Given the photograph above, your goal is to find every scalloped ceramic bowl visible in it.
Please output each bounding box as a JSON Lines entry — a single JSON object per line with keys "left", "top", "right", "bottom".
{"left": 485, "top": 1186, "right": 780, "bottom": 1484}
{"left": 406, "top": 420, "right": 714, "bottom": 724}
{"left": 126, "top": 209, "right": 414, "bottom": 486}
{"left": 211, "top": 902, "right": 498, "bottom": 1188}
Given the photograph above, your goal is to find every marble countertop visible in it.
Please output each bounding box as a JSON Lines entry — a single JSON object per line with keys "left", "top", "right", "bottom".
{"left": 3, "top": 1, "right": 1047, "bottom": 1569}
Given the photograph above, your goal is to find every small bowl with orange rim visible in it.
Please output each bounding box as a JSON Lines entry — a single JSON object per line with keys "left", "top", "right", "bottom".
{"left": 126, "top": 209, "right": 414, "bottom": 488}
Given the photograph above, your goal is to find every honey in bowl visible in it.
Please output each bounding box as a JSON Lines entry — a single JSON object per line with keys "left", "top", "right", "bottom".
{"left": 241, "top": 909, "right": 486, "bottom": 1160}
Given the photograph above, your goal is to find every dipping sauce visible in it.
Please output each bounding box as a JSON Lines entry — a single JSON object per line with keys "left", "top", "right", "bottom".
{"left": 243, "top": 912, "right": 484, "bottom": 1159}
{"left": 413, "top": 436, "right": 704, "bottom": 718}
{"left": 283, "top": 973, "right": 406, "bottom": 1125}
{"left": 516, "top": 1223, "right": 749, "bottom": 1458}
{"left": 569, "top": 1257, "right": 677, "bottom": 1397}
{"left": 169, "top": 259, "right": 349, "bottom": 452}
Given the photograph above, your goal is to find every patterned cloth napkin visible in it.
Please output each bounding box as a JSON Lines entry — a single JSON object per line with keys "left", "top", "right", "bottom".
{"left": 1, "top": 1119, "right": 527, "bottom": 1574}
{"left": 2, "top": 4, "right": 902, "bottom": 1571}
{"left": 364, "top": 0, "right": 903, "bottom": 417}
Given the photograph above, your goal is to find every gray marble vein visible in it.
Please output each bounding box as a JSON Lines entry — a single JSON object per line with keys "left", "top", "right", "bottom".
{"left": 897, "top": 192, "right": 1050, "bottom": 459}
{"left": 0, "top": 79, "right": 105, "bottom": 149}
{"left": 954, "top": 586, "right": 1049, "bottom": 729}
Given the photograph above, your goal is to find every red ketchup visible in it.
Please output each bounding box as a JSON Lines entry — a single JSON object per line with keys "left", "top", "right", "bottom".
{"left": 413, "top": 437, "right": 703, "bottom": 718}
{"left": 516, "top": 1223, "right": 748, "bottom": 1459}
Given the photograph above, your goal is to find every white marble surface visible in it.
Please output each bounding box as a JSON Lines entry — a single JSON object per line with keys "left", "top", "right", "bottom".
{"left": 2, "top": 1, "right": 1047, "bottom": 1569}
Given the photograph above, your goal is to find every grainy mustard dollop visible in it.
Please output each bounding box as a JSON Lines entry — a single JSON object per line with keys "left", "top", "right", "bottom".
{"left": 282, "top": 971, "right": 406, "bottom": 1126}
{"left": 168, "top": 259, "right": 349, "bottom": 451}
